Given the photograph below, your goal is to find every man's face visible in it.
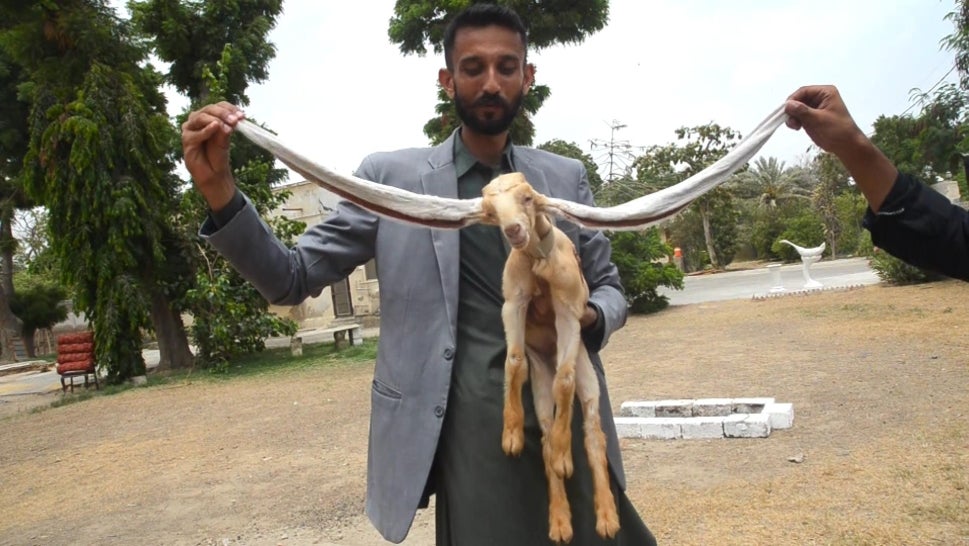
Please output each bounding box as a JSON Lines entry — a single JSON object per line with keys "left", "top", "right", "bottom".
{"left": 440, "top": 25, "right": 534, "bottom": 136}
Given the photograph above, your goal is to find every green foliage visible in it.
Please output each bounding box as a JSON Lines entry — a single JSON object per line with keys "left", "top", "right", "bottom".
{"left": 742, "top": 200, "right": 795, "bottom": 261}
{"left": 871, "top": 83, "right": 969, "bottom": 196}
{"left": 632, "top": 123, "right": 743, "bottom": 269}
{"left": 869, "top": 249, "right": 942, "bottom": 285}
{"left": 538, "top": 138, "right": 604, "bottom": 194}
{"left": 607, "top": 229, "right": 683, "bottom": 314}
{"left": 388, "top": 0, "right": 609, "bottom": 56}
{"left": 129, "top": 0, "right": 283, "bottom": 105}
{"left": 0, "top": 47, "right": 29, "bottom": 185}
{"left": 183, "top": 272, "right": 296, "bottom": 373}
{"left": 834, "top": 192, "right": 868, "bottom": 256}
{"left": 944, "top": 1, "right": 969, "bottom": 95}
{"left": 667, "top": 191, "right": 740, "bottom": 272}
{"left": 772, "top": 211, "right": 825, "bottom": 262}
{"left": 731, "top": 157, "right": 813, "bottom": 208}
{"left": 10, "top": 272, "right": 67, "bottom": 337}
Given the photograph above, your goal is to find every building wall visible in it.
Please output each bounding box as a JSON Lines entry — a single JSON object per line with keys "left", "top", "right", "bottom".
{"left": 269, "top": 181, "right": 380, "bottom": 329}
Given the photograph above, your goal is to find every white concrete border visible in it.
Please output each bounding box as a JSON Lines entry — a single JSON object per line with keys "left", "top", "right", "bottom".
{"left": 615, "top": 398, "right": 794, "bottom": 439}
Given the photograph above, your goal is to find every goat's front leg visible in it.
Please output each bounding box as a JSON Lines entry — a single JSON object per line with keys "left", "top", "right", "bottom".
{"left": 501, "top": 258, "right": 533, "bottom": 457}
{"left": 549, "top": 304, "right": 581, "bottom": 479}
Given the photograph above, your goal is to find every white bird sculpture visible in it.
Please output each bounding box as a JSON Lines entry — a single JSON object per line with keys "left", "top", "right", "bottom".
{"left": 779, "top": 240, "right": 825, "bottom": 289}
{"left": 779, "top": 239, "right": 826, "bottom": 258}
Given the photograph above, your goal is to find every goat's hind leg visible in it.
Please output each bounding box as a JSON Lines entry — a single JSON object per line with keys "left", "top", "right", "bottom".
{"left": 530, "top": 350, "right": 573, "bottom": 544}
{"left": 575, "top": 347, "right": 620, "bottom": 538}
{"left": 549, "top": 308, "right": 581, "bottom": 479}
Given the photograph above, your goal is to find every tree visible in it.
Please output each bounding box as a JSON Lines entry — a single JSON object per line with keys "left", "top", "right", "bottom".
{"left": 731, "top": 157, "right": 813, "bottom": 208}
{"left": 871, "top": 83, "right": 969, "bottom": 196}
{"left": 0, "top": 46, "right": 29, "bottom": 361}
{"left": 388, "top": 1, "right": 609, "bottom": 146}
{"left": 537, "top": 139, "right": 603, "bottom": 194}
{"left": 131, "top": 2, "right": 301, "bottom": 369}
{"left": 607, "top": 230, "right": 683, "bottom": 314}
{"left": 811, "top": 153, "right": 850, "bottom": 259}
{"left": 128, "top": 0, "right": 282, "bottom": 106}
{"left": 10, "top": 271, "right": 67, "bottom": 358}
{"left": 943, "top": 0, "right": 969, "bottom": 92}
{"left": 631, "top": 123, "right": 743, "bottom": 269}
{"left": 4, "top": 0, "right": 182, "bottom": 382}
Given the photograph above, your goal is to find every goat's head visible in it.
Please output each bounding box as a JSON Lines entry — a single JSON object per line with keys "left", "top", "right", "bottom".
{"left": 480, "top": 173, "right": 549, "bottom": 249}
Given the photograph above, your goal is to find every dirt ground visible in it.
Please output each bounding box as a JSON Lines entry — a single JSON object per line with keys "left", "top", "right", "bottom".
{"left": 1, "top": 280, "right": 968, "bottom": 546}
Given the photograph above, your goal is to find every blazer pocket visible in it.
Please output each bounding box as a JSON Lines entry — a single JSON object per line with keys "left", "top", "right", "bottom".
{"left": 372, "top": 378, "right": 403, "bottom": 401}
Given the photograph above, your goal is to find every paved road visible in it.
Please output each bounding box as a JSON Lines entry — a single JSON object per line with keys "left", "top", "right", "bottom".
{"left": 0, "top": 259, "right": 879, "bottom": 398}
{"left": 660, "top": 257, "right": 880, "bottom": 306}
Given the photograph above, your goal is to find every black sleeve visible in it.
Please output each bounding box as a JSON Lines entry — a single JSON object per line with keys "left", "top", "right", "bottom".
{"left": 862, "top": 172, "right": 969, "bottom": 281}
{"left": 207, "top": 189, "right": 247, "bottom": 229}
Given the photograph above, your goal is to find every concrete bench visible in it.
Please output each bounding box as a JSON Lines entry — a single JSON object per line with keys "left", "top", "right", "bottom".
{"left": 318, "top": 323, "right": 363, "bottom": 349}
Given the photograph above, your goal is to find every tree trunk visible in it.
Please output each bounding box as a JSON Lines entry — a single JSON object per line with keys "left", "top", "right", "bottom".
{"left": 700, "top": 205, "right": 719, "bottom": 269}
{"left": 0, "top": 283, "right": 21, "bottom": 363}
{"left": 149, "top": 289, "right": 194, "bottom": 371}
{"left": 23, "top": 328, "right": 36, "bottom": 358}
{"left": 0, "top": 206, "right": 14, "bottom": 298}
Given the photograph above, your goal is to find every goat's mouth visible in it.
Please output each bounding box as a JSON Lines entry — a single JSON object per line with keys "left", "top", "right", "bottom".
{"left": 505, "top": 233, "right": 529, "bottom": 248}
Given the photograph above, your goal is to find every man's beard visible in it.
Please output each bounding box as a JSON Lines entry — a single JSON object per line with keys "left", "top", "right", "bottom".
{"left": 453, "top": 86, "right": 524, "bottom": 136}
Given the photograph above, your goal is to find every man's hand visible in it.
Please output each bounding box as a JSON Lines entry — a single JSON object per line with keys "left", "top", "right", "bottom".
{"left": 580, "top": 303, "right": 598, "bottom": 330}
{"left": 784, "top": 85, "right": 897, "bottom": 211}
{"left": 783, "top": 85, "right": 870, "bottom": 160}
{"left": 181, "top": 102, "right": 246, "bottom": 211}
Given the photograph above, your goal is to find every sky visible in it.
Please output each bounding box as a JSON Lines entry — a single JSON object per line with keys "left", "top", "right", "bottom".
{"left": 128, "top": 0, "right": 960, "bottom": 182}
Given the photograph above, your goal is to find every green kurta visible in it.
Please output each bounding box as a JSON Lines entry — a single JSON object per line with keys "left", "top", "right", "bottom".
{"left": 431, "top": 133, "right": 656, "bottom": 546}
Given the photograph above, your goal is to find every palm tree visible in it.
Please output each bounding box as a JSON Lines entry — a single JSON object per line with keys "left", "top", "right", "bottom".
{"left": 732, "top": 157, "right": 814, "bottom": 208}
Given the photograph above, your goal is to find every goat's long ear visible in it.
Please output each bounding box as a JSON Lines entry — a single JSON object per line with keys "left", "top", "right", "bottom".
{"left": 545, "top": 104, "right": 789, "bottom": 231}
{"left": 234, "top": 121, "right": 484, "bottom": 230}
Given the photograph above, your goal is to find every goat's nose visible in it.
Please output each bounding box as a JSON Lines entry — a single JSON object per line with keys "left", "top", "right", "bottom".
{"left": 504, "top": 224, "right": 522, "bottom": 238}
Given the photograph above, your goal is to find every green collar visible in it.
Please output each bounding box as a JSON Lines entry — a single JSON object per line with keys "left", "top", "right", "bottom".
{"left": 533, "top": 222, "right": 556, "bottom": 259}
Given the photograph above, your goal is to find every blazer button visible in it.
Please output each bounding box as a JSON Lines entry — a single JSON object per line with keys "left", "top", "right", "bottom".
{"left": 434, "top": 405, "right": 445, "bottom": 418}
{"left": 442, "top": 347, "right": 454, "bottom": 360}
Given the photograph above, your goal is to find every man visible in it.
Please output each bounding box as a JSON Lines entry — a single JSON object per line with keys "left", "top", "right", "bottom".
{"left": 181, "top": 4, "right": 657, "bottom": 545}
{"left": 785, "top": 85, "right": 969, "bottom": 281}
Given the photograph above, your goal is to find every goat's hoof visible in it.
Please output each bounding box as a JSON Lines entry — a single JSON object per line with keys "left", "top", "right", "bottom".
{"left": 595, "top": 508, "right": 621, "bottom": 538}
{"left": 548, "top": 514, "right": 573, "bottom": 544}
{"left": 501, "top": 427, "right": 524, "bottom": 456}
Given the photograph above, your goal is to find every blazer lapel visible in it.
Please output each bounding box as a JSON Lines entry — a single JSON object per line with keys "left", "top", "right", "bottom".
{"left": 422, "top": 133, "right": 461, "bottom": 334}
{"left": 514, "top": 148, "right": 552, "bottom": 198}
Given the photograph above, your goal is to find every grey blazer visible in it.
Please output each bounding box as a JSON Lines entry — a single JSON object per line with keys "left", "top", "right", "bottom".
{"left": 202, "top": 131, "right": 630, "bottom": 544}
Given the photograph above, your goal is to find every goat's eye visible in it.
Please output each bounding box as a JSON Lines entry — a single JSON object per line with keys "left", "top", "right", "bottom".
{"left": 523, "top": 196, "right": 534, "bottom": 204}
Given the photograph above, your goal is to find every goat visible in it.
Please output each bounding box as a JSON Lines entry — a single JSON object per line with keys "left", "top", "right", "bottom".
{"left": 480, "top": 172, "right": 619, "bottom": 543}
